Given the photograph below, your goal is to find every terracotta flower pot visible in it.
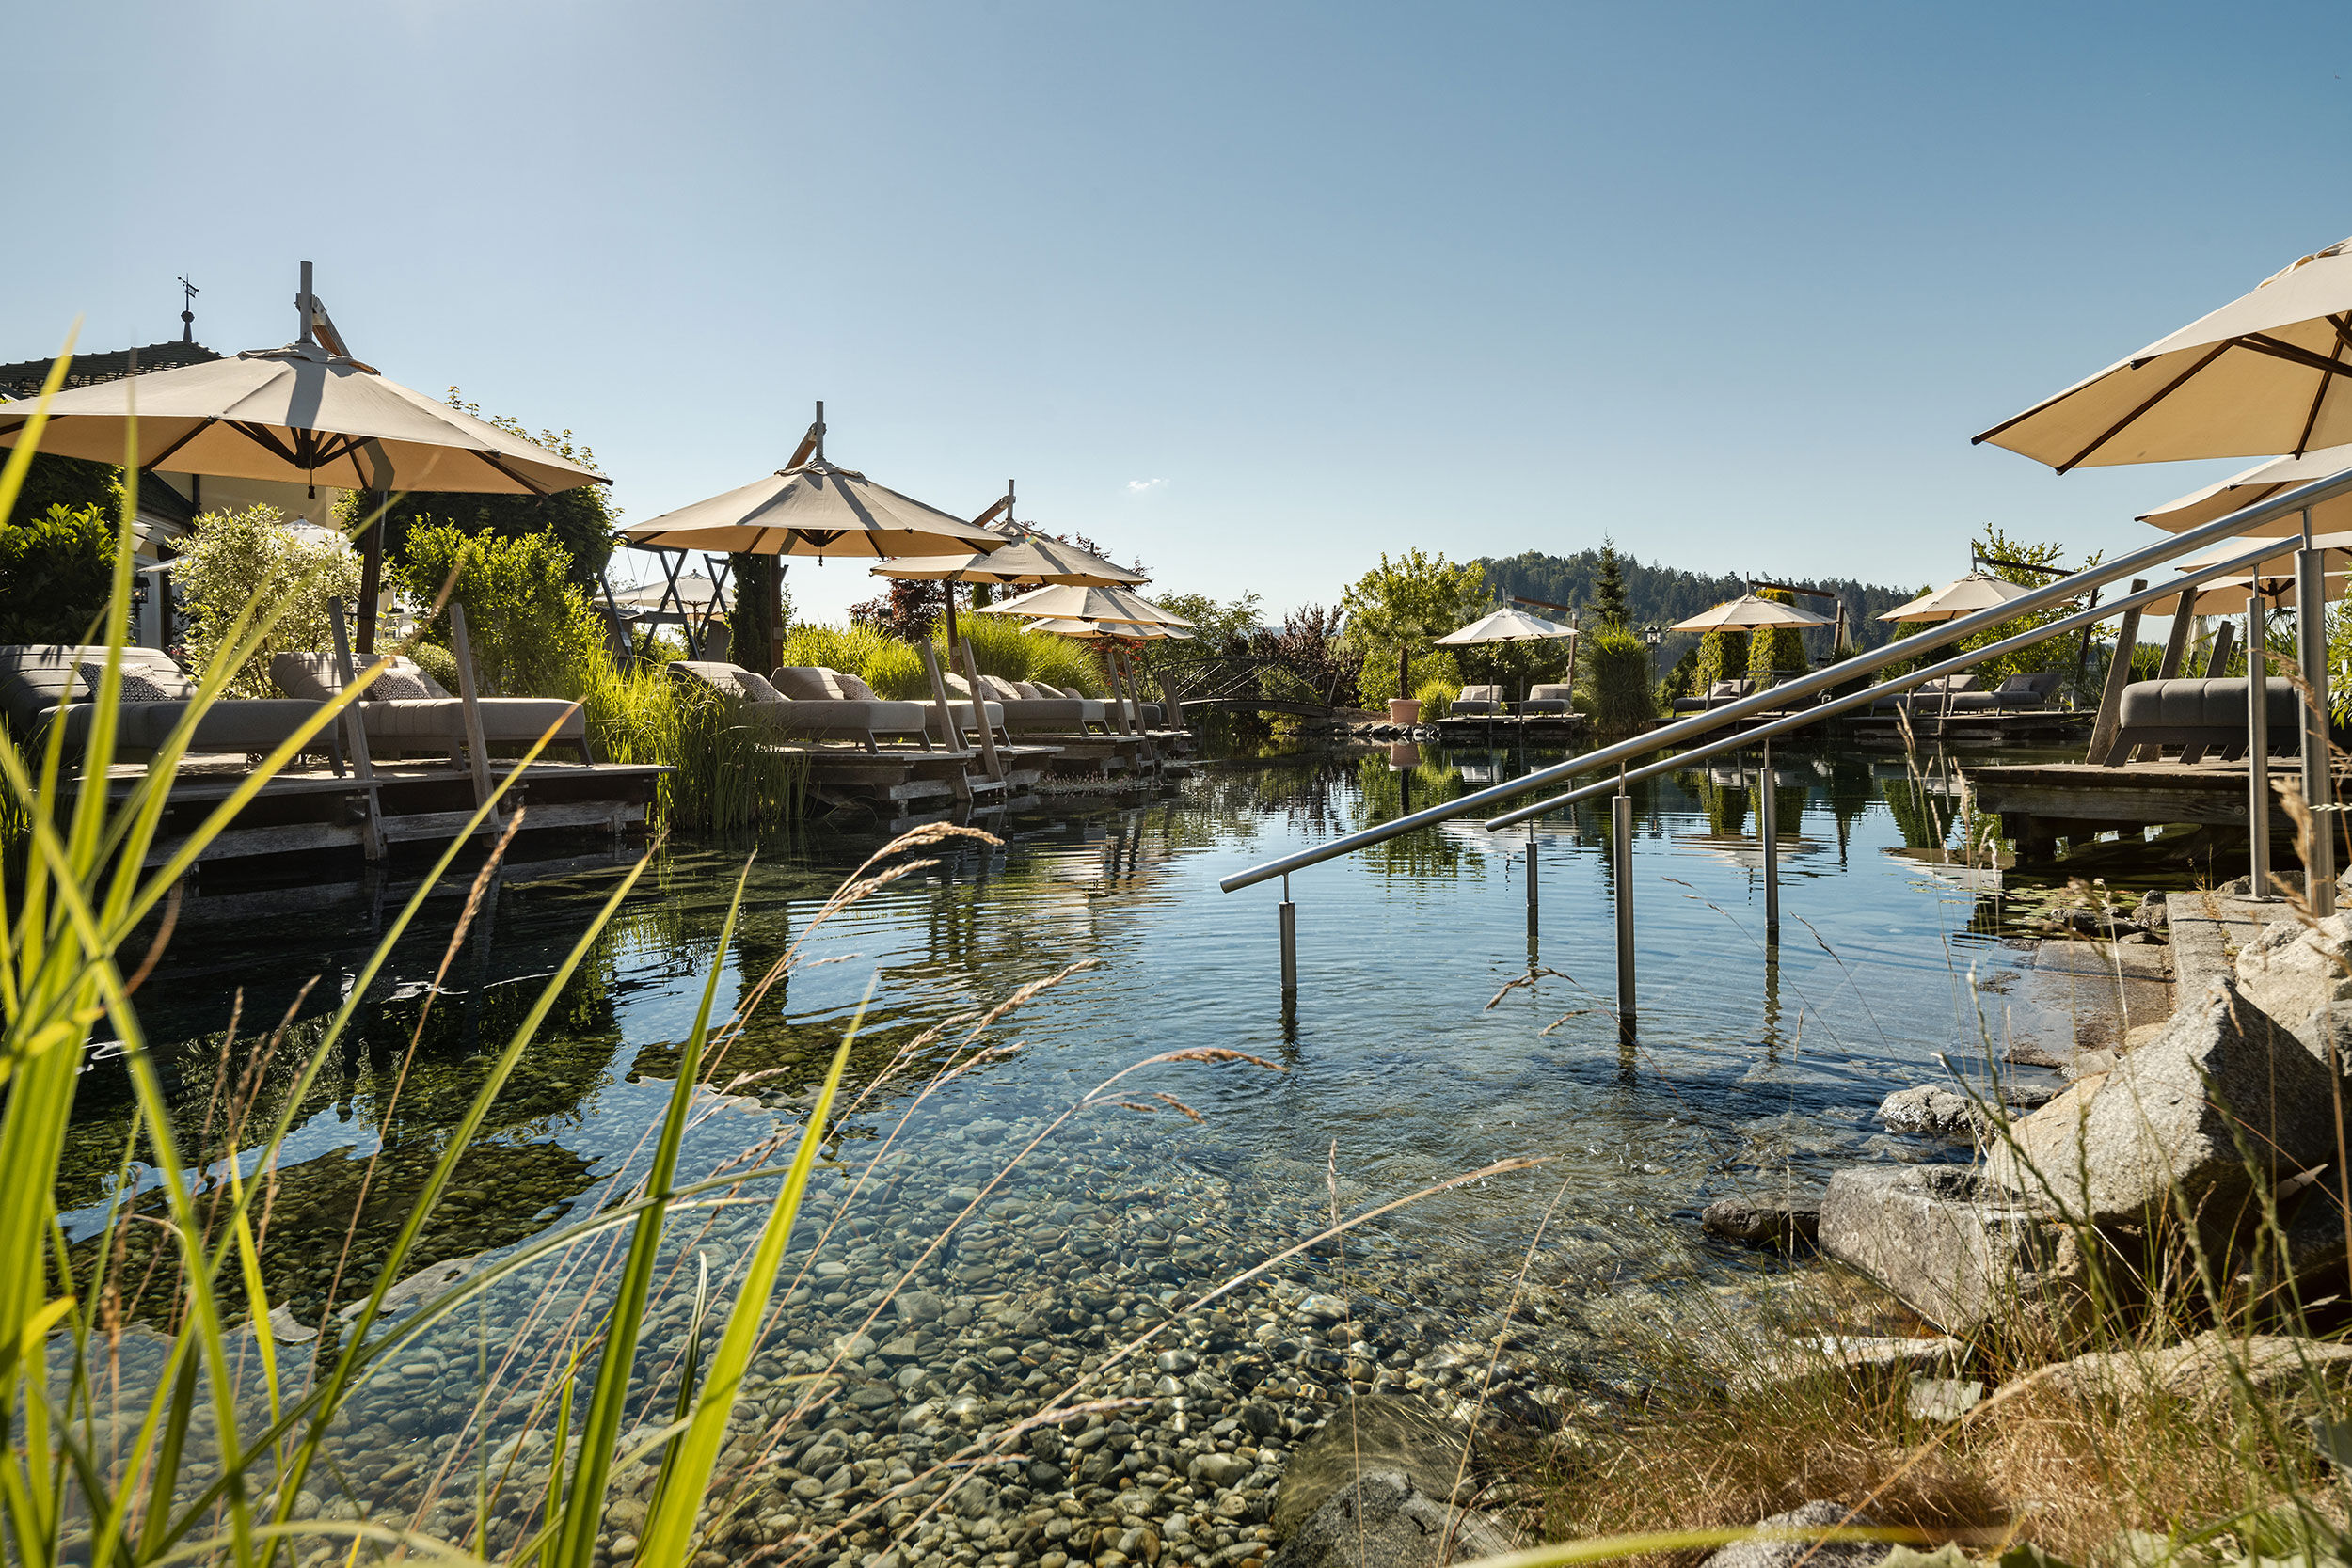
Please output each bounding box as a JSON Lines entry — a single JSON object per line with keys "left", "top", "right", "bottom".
{"left": 1388, "top": 698, "right": 1423, "bottom": 725}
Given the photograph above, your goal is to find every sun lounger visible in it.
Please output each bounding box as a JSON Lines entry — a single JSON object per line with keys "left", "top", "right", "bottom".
{"left": 1452, "top": 684, "right": 1505, "bottom": 717}
{"left": 1870, "top": 674, "right": 1981, "bottom": 714}
{"left": 2100, "top": 677, "right": 2300, "bottom": 765}
{"left": 1944, "top": 671, "right": 2063, "bottom": 713}
{"left": 944, "top": 673, "right": 1107, "bottom": 734}
{"left": 1519, "top": 683, "right": 1575, "bottom": 717}
{"left": 271, "top": 653, "right": 595, "bottom": 764}
{"left": 1, "top": 643, "right": 331, "bottom": 764}
{"left": 1672, "top": 678, "right": 1758, "bottom": 714}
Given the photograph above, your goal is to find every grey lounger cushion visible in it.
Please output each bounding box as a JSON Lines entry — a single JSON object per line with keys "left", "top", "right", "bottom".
{"left": 1871, "top": 673, "right": 1982, "bottom": 713}
{"left": 946, "top": 673, "right": 1095, "bottom": 730}
{"left": 273, "top": 651, "right": 589, "bottom": 755}
{"left": 1452, "top": 683, "right": 1504, "bottom": 716}
{"left": 1672, "top": 678, "right": 1756, "bottom": 714}
{"left": 1520, "top": 682, "right": 1575, "bottom": 715}
{"left": 5, "top": 643, "right": 332, "bottom": 760}
{"left": 2102, "top": 677, "right": 2300, "bottom": 764}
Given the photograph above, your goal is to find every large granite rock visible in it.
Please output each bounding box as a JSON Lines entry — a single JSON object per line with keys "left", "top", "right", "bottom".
{"left": 1695, "top": 1501, "right": 1884, "bottom": 1568}
{"left": 1819, "top": 1165, "right": 2088, "bottom": 1338}
{"left": 1982, "top": 976, "right": 2339, "bottom": 1229}
{"left": 1702, "top": 1196, "right": 1820, "bottom": 1248}
{"left": 2034, "top": 1329, "right": 2352, "bottom": 1412}
{"left": 1264, "top": 1466, "right": 1518, "bottom": 1568}
{"left": 2233, "top": 913, "right": 2352, "bottom": 1058}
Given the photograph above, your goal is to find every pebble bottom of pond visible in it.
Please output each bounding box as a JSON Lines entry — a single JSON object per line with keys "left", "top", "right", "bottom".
{"left": 56, "top": 745, "right": 2074, "bottom": 1564}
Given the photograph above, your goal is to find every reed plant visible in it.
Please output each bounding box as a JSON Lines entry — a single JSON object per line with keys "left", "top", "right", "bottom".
{"left": 570, "top": 656, "right": 805, "bottom": 832}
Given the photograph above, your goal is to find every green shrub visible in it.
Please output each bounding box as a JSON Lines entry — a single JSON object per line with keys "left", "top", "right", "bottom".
{"left": 1744, "top": 589, "right": 1811, "bottom": 689}
{"left": 174, "top": 505, "right": 362, "bottom": 696}
{"left": 1577, "top": 625, "right": 1658, "bottom": 736}
{"left": 0, "top": 502, "right": 115, "bottom": 644}
{"left": 395, "top": 523, "right": 606, "bottom": 697}
{"left": 861, "top": 639, "right": 930, "bottom": 699}
{"left": 1414, "top": 677, "right": 1459, "bottom": 719}
{"left": 1693, "top": 626, "right": 1748, "bottom": 692}
{"left": 410, "top": 641, "right": 460, "bottom": 693}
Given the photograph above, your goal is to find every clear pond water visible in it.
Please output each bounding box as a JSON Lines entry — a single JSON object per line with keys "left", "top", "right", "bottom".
{"left": 64, "top": 741, "right": 2090, "bottom": 1562}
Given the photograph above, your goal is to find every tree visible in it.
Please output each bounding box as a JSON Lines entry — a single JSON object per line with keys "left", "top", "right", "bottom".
{"left": 2, "top": 454, "right": 119, "bottom": 529}
{"left": 1958, "top": 526, "right": 2101, "bottom": 694}
{"left": 1693, "top": 627, "right": 1748, "bottom": 692}
{"left": 174, "top": 506, "right": 363, "bottom": 696}
{"left": 337, "top": 389, "right": 620, "bottom": 587}
{"left": 1338, "top": 549, "right": 1490, "bottom": 707}
{"left": 1577, "top": 624, "right": 1656, "bottom": 736}
{"left": 1745, "top": 589, "right": 1811, "bottom": 688}
{"left": 1590, "top": 538, "right": 1631, "bottom": 626}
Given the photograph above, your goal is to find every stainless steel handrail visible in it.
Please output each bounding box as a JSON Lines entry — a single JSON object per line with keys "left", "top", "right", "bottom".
{"left": 1217, "top": 460, "right": 2352, "bottom": 895}
{"left": 1479, "top": 540, "right": 2286, "bottom": 829}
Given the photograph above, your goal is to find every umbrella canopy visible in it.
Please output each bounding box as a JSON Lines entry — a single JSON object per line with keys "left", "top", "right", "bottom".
{"left": 871, "top": 532, "right": 1146, "bottom": 587}
{"left": 2138, "top": 444, "right": 2352, "bottom": 538}
{"left": 1670, "top": 594, "right": 1833, "bottom": 634}
{"left": 2172, "top": 569, "right": 2348, "bottom": 616}
{"left": 1977, "top": 235, "right": 2352, "bottom": 470}
{"left": 621, "top": 458, "right": 1007, "bottom": 558}
{"left": 988, "top": 583, "right": 1198, "bottom": 627}
{"left": 611, "top": 575, "right": 723, "bottom": 610}
{"left": 1879, "top": 574, "right": 2040, "bottom": 625}
{"left": 1433, "top": 606, "right": 1576, "bottom": 645}
{"left": 0, "top": 341, "right": 608, "bottom": 495}
{"left": 1025, "top": 617, "right": 1194, "bottom": 641}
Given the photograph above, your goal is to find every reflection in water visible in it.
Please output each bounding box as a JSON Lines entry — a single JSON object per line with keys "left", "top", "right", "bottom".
{"left": 67, "top": 742, "right": 2067, "bottom": 1555}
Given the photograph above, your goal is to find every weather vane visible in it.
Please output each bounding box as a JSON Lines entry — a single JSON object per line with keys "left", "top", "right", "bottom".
{"left": 177, "top": 275, "right": 198, "bottom": 342}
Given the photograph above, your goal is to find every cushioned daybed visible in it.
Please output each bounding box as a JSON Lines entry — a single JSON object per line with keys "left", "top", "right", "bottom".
{"left": 1451, "top": 684, "right": 1505, "bottom": 717}
{"left": 2101, "top": 678, "right": 2301, "bottom": 766}
{"left": 666, "top": 662, "right": 999, "bottom": 752}
{"left": 1673, "top": 678, "right": 1758, "bottom": 714}
{"left": 1871, "top": 674, "right": 1980, "bottom": 714}
{"left": 271, "top": 653, "right": 594, "bottom": 764}
{"left": 1, "top": 644, "right": 330, "bottom": 764}
{"left": 1944, "top": 671, "right": 2063, "bottom": 713}
{"left": 1519, "top": 683, "right": 1575, "bottom": 717}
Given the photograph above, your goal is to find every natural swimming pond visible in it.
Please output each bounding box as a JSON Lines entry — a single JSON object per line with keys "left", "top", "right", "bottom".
{"left": 63, "top": 741, "right": 2106, "bottom": 1562}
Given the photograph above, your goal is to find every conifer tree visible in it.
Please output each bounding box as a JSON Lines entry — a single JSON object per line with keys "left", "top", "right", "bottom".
{"left": 1591, "top": 539, "right": 1631, "bottom": 627}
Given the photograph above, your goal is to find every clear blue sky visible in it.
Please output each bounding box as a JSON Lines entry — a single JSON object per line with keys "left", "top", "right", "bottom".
{"left": 7, "top": 1, "right": 2351, "bottom": 626}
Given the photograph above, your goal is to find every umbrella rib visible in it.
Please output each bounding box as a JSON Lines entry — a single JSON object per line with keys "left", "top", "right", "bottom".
{"left": 2054, "top": 341, "right": 2234, "bottom": 472}
{"left": 474, "top": 451, "right": 557, "bottom": 497}
{"left": 137, "top": 417, "right": 219, "bottom": 475}
{"left": 2294, "top": 334, "right": 2344, "bottom": 458}
{"left": 2233, "top": 333, "right": 2352, "bottom": 380}
{"left": 227, "top": 420, "right": 302, "bottom": 466}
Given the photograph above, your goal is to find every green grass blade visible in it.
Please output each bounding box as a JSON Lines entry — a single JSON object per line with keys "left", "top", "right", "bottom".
{"left": 634, "top": 986, "right": 865, "bottom": 1565}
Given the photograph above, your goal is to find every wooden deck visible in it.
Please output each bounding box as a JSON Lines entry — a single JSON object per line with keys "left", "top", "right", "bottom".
{"left": 108, "top": 758, "right": 668, "bottom": 870}
{"left": 1963, "top": 757, "right": 2316, "bottom": 861}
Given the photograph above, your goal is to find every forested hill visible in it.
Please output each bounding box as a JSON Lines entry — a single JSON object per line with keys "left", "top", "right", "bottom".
{"left": 1480, "top": 548, "right": 1920, "bottom": 651}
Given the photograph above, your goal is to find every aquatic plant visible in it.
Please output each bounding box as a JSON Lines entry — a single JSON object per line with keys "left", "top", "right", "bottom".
{"left": 570, "top": 655, "right": 806, "bottom": 830}
{"left": 1414, "top": 677, "right": 1460, "bottom": 720}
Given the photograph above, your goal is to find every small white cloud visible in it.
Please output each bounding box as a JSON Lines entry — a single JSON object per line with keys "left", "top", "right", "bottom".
{"left": 1126, "top": 477, "right": 1168, "bottom": 494}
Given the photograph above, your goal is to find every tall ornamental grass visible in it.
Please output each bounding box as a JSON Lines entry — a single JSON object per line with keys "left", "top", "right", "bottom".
{"left": 570, "top": 656, "right": 806, "bottom": 832}
{"left": 1576, "top": 625, "right": 1658, "bottom": 736}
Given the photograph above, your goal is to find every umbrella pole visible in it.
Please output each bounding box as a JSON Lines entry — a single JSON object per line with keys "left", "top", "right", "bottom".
{"left": 2250, "top": 592, "right": 2272, "bottom": 896}
{"left": 945, "top": 583, "right": 959, "bottom": 654}
{"left": 356, "top": 490, "right": 386, "bottom": 657}
{"left": 770, "top": 558, "right": 787, "bottom": 673}
{"left": 2297, "top": 523, "right": 2336, "bottom": 914}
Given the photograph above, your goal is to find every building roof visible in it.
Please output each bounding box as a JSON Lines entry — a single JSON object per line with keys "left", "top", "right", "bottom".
{"left": 0, "top": 340, "right": 223, "bottom": 402}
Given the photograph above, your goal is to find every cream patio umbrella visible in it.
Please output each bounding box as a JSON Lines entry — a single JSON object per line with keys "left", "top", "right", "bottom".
{"left": 1024, "top": 617, "right": 1194, "bottom": 640}
{"left": 2138, "top": 444, "right": 2352, "bottom": 538}
{"left": 1877, "top": 574, "right": 2038, "bottom": 624}
{"left": 870, "top": 500, "right": 1146, "bottom": 644}
{"left": 1434, "top": 606, "right": 1577, "bottom": 705}
{"left": 1670, "top": 594, "right": 1833, "bottom": 633}
{"left": 987, "top": 582, "right": 1198, "bottom": 627}
{"left": 0, "top": 263, "right": 611, "bottom": 656}
{"left": 619, "top": 402, "right": 1010, "bottom": 668}
{"left": 2171, "top": 531, "right": 2352, "bottom": 614}
{"left": 1975, "top": 234, "right": 2352, "bottom": 470}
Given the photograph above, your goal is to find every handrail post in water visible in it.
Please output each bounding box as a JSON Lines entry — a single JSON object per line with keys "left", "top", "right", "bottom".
{"left": 2299, "top": 527, "right": 2338, "bottom": 914}
{"left": 2250, "top": 591, "right": 2272, "bottom": 897}
{"left": 1613, "top": 784, "right": 1635, "bottom": 1040}
{"left": 1760, "top": 739, "right": 1779, "bottom": 935}
{"left": 1279, "top": 873, "right": 1298, "bottom": 995}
